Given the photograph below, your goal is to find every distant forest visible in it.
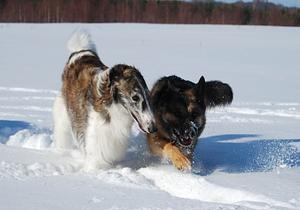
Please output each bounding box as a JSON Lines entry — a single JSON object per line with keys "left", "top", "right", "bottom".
{"left": 0, "top": 0, "right": 300, "bottom": 26}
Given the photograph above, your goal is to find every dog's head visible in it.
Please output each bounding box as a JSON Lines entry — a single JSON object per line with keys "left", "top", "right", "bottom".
{"left": 151, "top": 75, "right": 233, "bottom": 153}
{"left": 107, "top": 64, "right": 156, "bottom": 133}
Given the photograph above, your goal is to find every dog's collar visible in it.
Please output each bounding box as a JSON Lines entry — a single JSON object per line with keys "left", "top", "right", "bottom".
{"left": 68, "top": 49, "right": 98, "bottom": 60}
{"left": 68, "top": 49, "right": 108, "bottom": 70}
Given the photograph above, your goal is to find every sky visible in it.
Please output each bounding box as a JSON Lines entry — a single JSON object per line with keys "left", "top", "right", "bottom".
{"left": 220, "top": 0, "right": 300, "bottom": 8}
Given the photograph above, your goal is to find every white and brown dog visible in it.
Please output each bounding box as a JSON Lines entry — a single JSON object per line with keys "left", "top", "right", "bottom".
{"left": 53, "top": 31, "right": 156, "bottom": 170}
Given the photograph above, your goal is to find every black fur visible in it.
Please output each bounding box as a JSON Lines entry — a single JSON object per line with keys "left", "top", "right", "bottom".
{"left": 150, "top": 75, "right": 233, "bottom": 157}
{"left": 205, "top": 80, "right": 233, "bottom": 107}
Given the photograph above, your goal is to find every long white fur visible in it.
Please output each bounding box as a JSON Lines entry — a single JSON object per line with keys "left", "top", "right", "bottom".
{"left": 84, "top": 103, "right": 133, "bottom": 170}
{"left": 54, "top": 93, "right": 134, "bottom": 170}
{"left": 53, "top": 95, "right": 75, "bottom": 150}
{"left": 67, "top": 29, "right": 97, "bottom": 53}
{"left": 54, "top": 30, "right": 136, "bottom": 170}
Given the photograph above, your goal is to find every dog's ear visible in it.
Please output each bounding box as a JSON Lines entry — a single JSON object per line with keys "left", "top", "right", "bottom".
{"left": 96, "top": 69, "right": 111, "bottom": 95}
{"left": 109, "top": 65, "right": 121, "bottom": 83}
{"left": 204, "top": 80, "right": 233, "bottom": 108}
{"left": 150, "top": 77, "right": 177, "bottom": 110}
{"left": 195, "top": 76, "right": 206, "bottom": 100}
{"left": 166, "top": 80, "right": 176, "bottom": 91}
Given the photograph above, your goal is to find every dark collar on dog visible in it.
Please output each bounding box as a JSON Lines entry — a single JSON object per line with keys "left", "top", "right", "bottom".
{"left": 68, "top": 49, "right": 98, "bottom": 61}
{"left": 68, "top": 49, "right": 108, "bottom": 70}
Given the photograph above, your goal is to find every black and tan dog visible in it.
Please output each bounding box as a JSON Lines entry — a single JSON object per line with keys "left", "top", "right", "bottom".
{"left": 147, "top": 75, "right": 233, "bottom": 171}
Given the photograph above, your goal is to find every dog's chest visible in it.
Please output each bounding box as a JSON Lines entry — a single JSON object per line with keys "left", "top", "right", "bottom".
{"left": 85, "top": 103, "right": 133, "bottom": 164}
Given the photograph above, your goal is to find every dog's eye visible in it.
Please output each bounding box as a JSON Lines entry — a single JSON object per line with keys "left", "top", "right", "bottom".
{"left": 132, "top": 95, "right": 140, "bottom": 102}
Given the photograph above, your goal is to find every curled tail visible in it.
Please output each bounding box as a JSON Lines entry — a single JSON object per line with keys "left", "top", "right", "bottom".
{"left": 67, "top": 29, "right": 97, "bottom": 54}
{"left": 66, "top": 29, "right": 107, "bottom": 69}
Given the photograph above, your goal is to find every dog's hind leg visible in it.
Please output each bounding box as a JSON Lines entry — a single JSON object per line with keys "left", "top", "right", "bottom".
{"left": 53, "top": 95, "right": 74, "bottom": 150}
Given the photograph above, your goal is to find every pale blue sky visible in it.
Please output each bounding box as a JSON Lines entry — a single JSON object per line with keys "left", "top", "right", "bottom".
{"left": 220, "top": 0, "right": 300, "bottom": 8}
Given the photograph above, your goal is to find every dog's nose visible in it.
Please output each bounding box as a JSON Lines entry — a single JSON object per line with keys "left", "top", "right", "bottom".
{"left": 147, "top": 123, "right": 157, "bottom": 133}
{"left": 189, "top": 128, "right": 197, "bottom": 139}
{"left": 183, "top": 127, "right": 197, "bottom": 139}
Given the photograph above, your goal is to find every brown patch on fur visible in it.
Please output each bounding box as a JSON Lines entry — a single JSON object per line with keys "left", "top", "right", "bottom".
{"left": 184, "top": 88, "right": 197, "bottom": 112}
{"left": 113, "top": 68, "right": 139, "bottom": 98}
{"left": 164, "top": 143, "right": 191, "bottom": 171}
{"left": 147, "top": 132, "right": 169, "bottom": 157}
{"left": 123, "top": 68, "right": 134, "bottom": 78}
{"left": 62, "top": 54, "right": 111, "bottom": 146}
{"left": 91, "top": 70, "right": 112, "bottom": 121}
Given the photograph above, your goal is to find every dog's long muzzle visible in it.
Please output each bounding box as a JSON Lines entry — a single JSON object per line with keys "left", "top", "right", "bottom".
{"left": 140, "top": 115, "right": 157, "bottom": 134}
{"left": 146, "top": 122, "right": 157, "bottom": 133}
{"left": 131, "top": 111, "right": 157, "bottom": 134}
{"left": 139, "top": 119, "right": 157, "bottom": 134}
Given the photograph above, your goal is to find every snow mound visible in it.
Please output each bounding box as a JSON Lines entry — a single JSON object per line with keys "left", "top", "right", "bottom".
{"left": 0, "top": 120, "right": 32, "bottom": 144}
{"left": 6, "top": 129, "right": 52, "bottom": 150}
{"left": 139, "top": 166, "right": 294, "bottom": 209}
{"left": 94, "top": 167, "right": 155, "bottom": 190}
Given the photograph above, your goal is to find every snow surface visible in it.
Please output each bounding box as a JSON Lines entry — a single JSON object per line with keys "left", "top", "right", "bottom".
{"left": 220, "top": 0, "right": 300, "bottom": 8}
{"left": 0, "top": 23, "right": 299, "bottom": 210}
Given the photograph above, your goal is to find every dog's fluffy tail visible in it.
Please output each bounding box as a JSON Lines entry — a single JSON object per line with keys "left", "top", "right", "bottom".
{"left": 204, "top": 81, "right": 233, "bottom": 108}
{"left": 67, "top": 29, "right": 97, "bottom": 53}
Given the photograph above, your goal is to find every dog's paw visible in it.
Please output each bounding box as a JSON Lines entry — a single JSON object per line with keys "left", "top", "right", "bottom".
{"left": 164, "top": 143, "right": 191, "bottom": 171}
{"left": 172, "top": 153, "right": 191, "bottom": 171}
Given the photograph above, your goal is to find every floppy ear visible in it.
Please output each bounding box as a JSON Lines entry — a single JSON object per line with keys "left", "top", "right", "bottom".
{"left": 96, "top": 69, "right": 111, "bottom": 96}
{"left": 195, "top": 76, "right": 206, "bottom": 100}
{"left": 91, "top": 69, "right": 112, "bottom": 112}
{"left": 204, "top": 80, "right": 233, "bottom": 108}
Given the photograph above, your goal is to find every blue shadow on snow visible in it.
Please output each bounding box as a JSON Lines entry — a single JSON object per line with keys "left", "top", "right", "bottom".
{"left": 193, "top": 134, "right": 300, "bottom": 175}
{"left": 0, "top": 120, "right": 32, "bottom": 144}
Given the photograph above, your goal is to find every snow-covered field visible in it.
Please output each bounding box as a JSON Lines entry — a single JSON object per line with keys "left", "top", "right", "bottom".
{"left": 0, "top": 24, "right": 299, "bottom": 210}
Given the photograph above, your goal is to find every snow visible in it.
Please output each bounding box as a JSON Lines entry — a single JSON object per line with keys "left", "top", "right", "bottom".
{"left": 6, "top": 129, "right": 52, "bottom": 150}
{"left": 220, "top": 0, "right": 300, "bottom": 8}
{"left": 0, "top": 23, "right": 299, "bottom": 210}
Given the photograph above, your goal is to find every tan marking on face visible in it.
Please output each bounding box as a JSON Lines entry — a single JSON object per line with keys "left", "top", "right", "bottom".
{"left": 114, "top": 68, "right": 137, "bottom": 98}
{"left": 123, "top": 68, "right": 134, "bottom": 78}
{"left": 164, "top": 112, "right": 177, "bottom": 123}
{"left": 184, "top": 88, "right": 197, "bottom": 112}
{"left": 153, "top": 113, "right": 172, "bottom": 140}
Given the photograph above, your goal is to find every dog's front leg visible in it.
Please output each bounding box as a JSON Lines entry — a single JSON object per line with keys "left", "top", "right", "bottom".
{"left": 163, "top": 143, "right": 191, "bottom": 171}
{"left": 147, "top": 133, "right": 191, "bottom": 171}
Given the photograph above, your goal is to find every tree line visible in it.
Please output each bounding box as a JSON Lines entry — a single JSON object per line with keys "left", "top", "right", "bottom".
{"left": 0, "top": 0, "right": 299, "bottom": 26}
